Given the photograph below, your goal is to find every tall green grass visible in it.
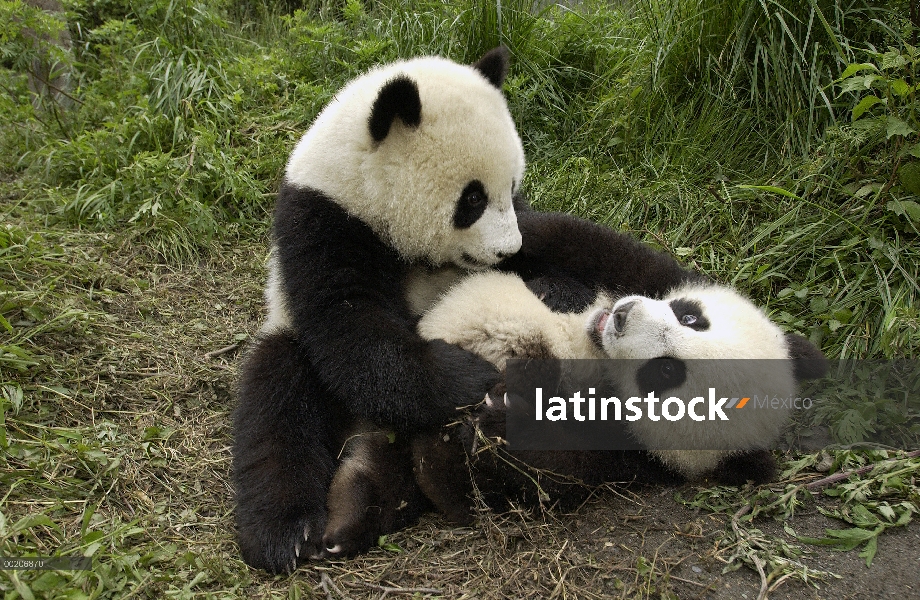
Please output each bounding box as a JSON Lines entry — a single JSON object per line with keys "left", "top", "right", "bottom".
{"left": 1, "top": 0, "right": 917, "bottom": 358}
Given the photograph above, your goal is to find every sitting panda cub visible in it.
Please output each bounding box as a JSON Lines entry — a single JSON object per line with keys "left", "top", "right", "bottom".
{"left": 322, "top": 271, "right": 826, "bottom": 546}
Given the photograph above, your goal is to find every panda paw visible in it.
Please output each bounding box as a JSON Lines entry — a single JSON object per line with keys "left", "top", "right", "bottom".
{"left": 429, "top": 339, "right": 502, "bottom": 412}
{"left": 483, "top": 391, "right": 510, "bottom": 411}
{"left": 237, "top": 509, "right": 327, "bottom": 574}
{"left": 320, "top": 519, "right": 375, "bottom": 560}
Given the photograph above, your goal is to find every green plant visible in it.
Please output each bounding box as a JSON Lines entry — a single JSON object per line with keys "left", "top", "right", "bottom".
{"left": 836, "top": 45, "right": 920, "bottom": 220}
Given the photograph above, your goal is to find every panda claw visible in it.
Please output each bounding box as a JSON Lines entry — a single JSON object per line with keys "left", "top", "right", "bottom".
{"left": 295, "top": 541, "right": 301, "bottom": 558}
{"left": 326, "top": 544, "right": 342, "bottom": 555}
{"left": 484, "top": 393, "right": 495, "bottom": 408}
{"left": 304, "top": 524, "right": 310, "bottom": 541}
{"left": 504, "top": 392, "right": 510, "bottom": 408}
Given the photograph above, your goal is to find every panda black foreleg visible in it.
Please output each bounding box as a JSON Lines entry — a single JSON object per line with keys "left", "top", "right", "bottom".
{"left": 500, "top": 209, "right": 706, "bottom": 302}
{"left": 524, "top": 275, "right": 598, "bottom": 313}
{"left": 233, "top": 331, "right": 343, "bottom": 573}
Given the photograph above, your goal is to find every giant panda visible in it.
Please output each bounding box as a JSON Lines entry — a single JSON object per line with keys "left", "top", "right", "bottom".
{"left": 233, "top": 47, "right": 528, "bottom": 573}
{"left": 318, "top": 268, "right": 827, "bottom": 552}
{"left": 407, "top": 270, "right": 828, "bottom": 523}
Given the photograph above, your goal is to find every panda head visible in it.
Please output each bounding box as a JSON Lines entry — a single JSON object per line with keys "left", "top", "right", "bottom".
{"left": 584, "top": 282, "right": 827, "bottom": 457}
{"left": 587, "top": 283, "right": 794, "bottom": 363}
{"left": 584, "top": 282, "right": 828, "bottom": 409}
{"left": 285, "top": 47, "right": 525, "bottom": 269}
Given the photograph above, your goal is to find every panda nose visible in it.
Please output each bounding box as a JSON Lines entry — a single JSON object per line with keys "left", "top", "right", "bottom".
{"left": 612, "top": 300, "right": 637, "bottom": 333}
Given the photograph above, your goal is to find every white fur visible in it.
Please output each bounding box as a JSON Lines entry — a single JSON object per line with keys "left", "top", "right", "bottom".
{"left": 592, "top": 285, "right": 796, "bottom": 478}
{"left": 262, "top": 251, "right": 292, "bottom": 334}
{"left": 419, "top": 273, "right": 798, "bottom": 480}
{"left": 403, "top": 266, "right": 465, "bottom": 316}
{"left": 285, "top": 56, "right": 525, "bottom": 267}
{"left": 592, "top": 284, "right": 790, "bottom": 361}
{"left": 418, "top": 272, "right": 608, "bottom": 370}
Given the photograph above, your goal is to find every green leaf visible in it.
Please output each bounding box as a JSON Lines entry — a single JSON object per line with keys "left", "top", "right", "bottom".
{"left": 12, "top": 513, "right": 62, "bottom": 535}
{"left": 800, "top": 526, "right": 878, "bottom": 551}
{"left": 850, "top": 503, "right": 879, "bottom": 527}
{"left": 83, "top": 530, "right": 105, "bottom": 544}
{"left": 887, "top": 200, "right": 920, "bottom": 222}
{"left": 897, "top": 163, "right": 920, "bottom": 196}
{"left": 377, "top": 535, "right": 402, "bottom": 553}
{"left": 851, "top": 95, "right": 881, "bottom": 121}
{"left": 81, "top": 503, "right": 96, "bottom": 539}
{"left": 810, "top": 297, "right": 829, "bottom": 313}
{"left": 886, "top": 115, "right": 915, "bottom": 139}
{"left": 890, "top": 78, "right": 911, "bottom": 97}
{"left": 30, "top": 572, "right": 65, "bottom": 593}
{"left": 9, "top": 572, "right": 36, "bottom": 600}
{"left": 736, "top": 184, "right": 801, "bottom": 200}
{"left": 878, "top": 503, "right": 896, "bottom": 522}
{"left": 881, "top": 49, "right": 908, "bottom": 70}
{"left": 840, "top": 75, "right": 881, "bottom": 94}
{"left": 836, "top": 62, "right": 878, "bottom": 81}
{"left": 860, "top": 535, "right": 878, "bottom": 566}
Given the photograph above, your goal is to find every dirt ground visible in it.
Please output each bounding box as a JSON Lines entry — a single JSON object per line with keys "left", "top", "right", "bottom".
{"left": 3, "top": 193, "right": 918, "bottom": 599}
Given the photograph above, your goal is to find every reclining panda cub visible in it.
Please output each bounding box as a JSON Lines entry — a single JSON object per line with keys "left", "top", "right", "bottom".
{"left": 321, "top": 264, "right": 827, "bottom": 556}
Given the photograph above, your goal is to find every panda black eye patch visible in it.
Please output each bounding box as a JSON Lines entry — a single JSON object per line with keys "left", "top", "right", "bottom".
{"left": 453, "top": 180, "right": 490, "bottom": 229}
{"left": 636, "top": 357, "right": 687, "bottom": 397}
{"left": 669, "top": 298, "right": 710, "bottom": 331}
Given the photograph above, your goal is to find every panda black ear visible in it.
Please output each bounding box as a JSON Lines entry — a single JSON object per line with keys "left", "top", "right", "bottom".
{"left": 472, "top": 46, "right": 510, "bottom": 89}
{"left": 784, "top": 333, "right": 829, "bottom": 383}
{"left": 368, "top": 75, "right": 422, "bottom": 143}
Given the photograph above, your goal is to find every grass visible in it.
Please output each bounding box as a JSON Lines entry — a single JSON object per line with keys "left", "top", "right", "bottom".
{"left": 1, "top": 0, "right": 919, "bottom": 598}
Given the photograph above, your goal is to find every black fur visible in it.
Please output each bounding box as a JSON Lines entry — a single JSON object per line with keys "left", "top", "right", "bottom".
{"left": 525, "top": 275, "right": 597, "bottom": 313}
{"left": 785, "top": 332, "right": 830, "bottom": 382}
{"left": 710, "top": 449, "right": 778, "bottom": 485}
{"left": 453, "top": 180, "right": 489, "bottom": 229}
{"left": 499, "top": 209, "right": 708, "bottom": 312}
{"left": 668, "top": 298, "right": 710, "bottom": 330}
{"left": 233, "top": 184, "right": 500, "bottom": 572}
{"left": 472, "top": 46, "right": 510, "bottom": 89}
{"left": 412, "top": 405, "right": 684, "bottom": 524}
{"left": 234, "top": 331, "right": 338, "bottom": 571}
{"left": 368, "top": 75, "right": 422, "bottom": 142}
{"left": 322, "top": 431, "right": 429, "bottom": 558}
{"left": 272, "top": 185, "right": 500, "bottom": 430}
{"left": 635, "top": 358, "right": 688, "bottom": 397}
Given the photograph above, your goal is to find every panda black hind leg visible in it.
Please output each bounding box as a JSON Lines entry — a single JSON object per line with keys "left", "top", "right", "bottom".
{"left": 321, "top": 427, "right": 428, "bottom": 559}
{"left": 233, "top": 331, "right": 343, "bottom": 573}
